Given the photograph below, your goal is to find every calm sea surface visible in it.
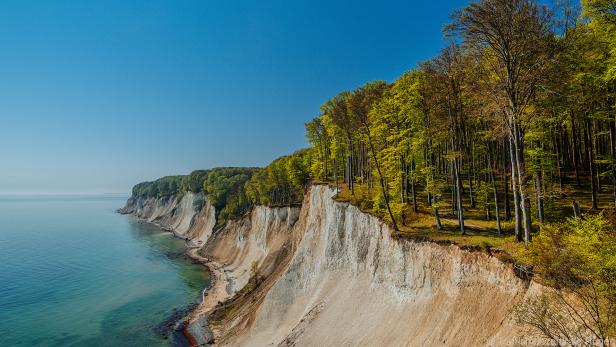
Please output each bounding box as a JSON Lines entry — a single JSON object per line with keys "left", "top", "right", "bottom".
{"left": 0, "top": 195, "right": 209, "bottom": 346}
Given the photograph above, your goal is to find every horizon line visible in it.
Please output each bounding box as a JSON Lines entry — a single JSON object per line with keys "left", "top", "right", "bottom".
{"left": 0, "top": 192, "right": 129, "bottom": 196}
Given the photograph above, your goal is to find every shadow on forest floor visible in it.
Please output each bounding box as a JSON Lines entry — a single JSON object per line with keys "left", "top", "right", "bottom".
{"left": 326, "top": 179, "right": 615, "bottom": 262}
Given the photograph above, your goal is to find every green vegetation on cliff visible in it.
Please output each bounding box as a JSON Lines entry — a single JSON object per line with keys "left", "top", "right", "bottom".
{"left": 515, "top": 212, "right": 616, "bottom": 345}
{"left": 180, "top": 170, "right": 209, "bottom": 194}
{"left": 132, "top": 0, "right": 616, "bottom": 258}
{"left": 245, "top": 149, "right": 312, "bottom": 206}
{"left": 132, "top": 176, "right": 183, "bottom": 198}
{"left": 203, "top": 167, "right": 258, "bottom": 227}
{"left": 133, "top": 0, "right": 616, "bottom": 254}
{"left": 300, "top": 0, "right": 616, "bottom": 242}
{"left": 131, "top": 167, "right": 259, "bottom": 227}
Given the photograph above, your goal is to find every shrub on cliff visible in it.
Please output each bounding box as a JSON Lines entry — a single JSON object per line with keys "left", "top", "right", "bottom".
{"left": 515, "top": 213, "right": 616, "bottom": 346}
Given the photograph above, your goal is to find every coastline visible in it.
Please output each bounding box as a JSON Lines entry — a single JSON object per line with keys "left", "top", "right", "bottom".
{"left": 118, "top": 186, "right": 544, "bottom": 346}
{"left": 119, "top": 212, "right": 226, "bottom": 347}
{"left": 182, "top": 247, "right": 233, "bottom": 346}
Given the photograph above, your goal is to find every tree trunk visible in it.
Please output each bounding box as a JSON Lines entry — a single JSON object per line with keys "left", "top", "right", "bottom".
{"left": 433, "top": 196, "right": 442, "bottom": 230}
{"left": 451, "top": 160, "right": 456, "bottom": 216}
{"left": 486, "top": 203, "right": 491, "bottom": 220}
{"left": 535, "top": 173, "right": 544, "bottom": 224}
{"left": 572, "top": 113, "right": 582, "bottom": 186}
{"left": 468, "top": 170, "right": 475, "bottom": 208}
{"left": 503, "top": 144, "right": 511, "bottom": 221}
{"left": 593, "top": 120, "right": 602, "bottom": 193}
{"left": 584, "top": 118, "right": 598, "bottom": 209}
{"left": 333, "top": 158, "right": 339, "bottom": 193}
{"left": 572, "top": 200, "right": 581, "bottom": 218}
{"left": 411, "top": 159, "right": 417, "bottom": 213}
{"left": 488, "top": 152, "right": 502, "bottom": 234}
{"left": 454, "top": 159, "right": 465, "bottom": 234}
{"left": 554, "top": 132, "right": 564, "bottom": 190}
{"left": 504, "top": 172, "right": 511, "bottom": 222}
{"left": 509, "top": 134, "right": 523, "bottom": 242}
{"left": 610, "top": 116, "right": 616, "bottom": 208}
{"left": 346, "top": 137, "right": 354, "bottom": 196}
{"left": 511, "top": 121, "right": 532, "bottom": 245}
{"left": 401, "top": 157, "right": 406, "bottom": 204}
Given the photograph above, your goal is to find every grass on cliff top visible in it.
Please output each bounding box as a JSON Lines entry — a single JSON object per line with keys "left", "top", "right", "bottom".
{"left": 328, "top": 181, "right": 609, "bottom": 264}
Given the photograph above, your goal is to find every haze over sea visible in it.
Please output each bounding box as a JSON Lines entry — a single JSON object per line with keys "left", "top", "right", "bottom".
{"left": 0, "top": 195, "right": 209, "bottom": 346}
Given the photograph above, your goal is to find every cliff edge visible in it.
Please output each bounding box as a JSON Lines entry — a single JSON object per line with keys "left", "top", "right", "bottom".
{"left": 121, "top": 185, "right": 539, "bottom": 346}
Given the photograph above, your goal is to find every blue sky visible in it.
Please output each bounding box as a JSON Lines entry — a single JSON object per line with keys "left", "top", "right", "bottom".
{"left": 0, "top": 0, "right": 469, "bottom": 194}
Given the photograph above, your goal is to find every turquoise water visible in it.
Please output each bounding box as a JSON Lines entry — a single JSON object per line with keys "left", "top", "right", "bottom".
{"left": 0, "top": 195, "right": 210, "bottom": 346}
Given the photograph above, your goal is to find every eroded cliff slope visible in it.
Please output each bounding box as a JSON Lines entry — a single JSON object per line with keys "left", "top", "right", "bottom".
{"left": 122, "top": 186, "right": 535, "bottom": 347}
{"left": 120, "top": 191, "right": 216, "bottom": 245}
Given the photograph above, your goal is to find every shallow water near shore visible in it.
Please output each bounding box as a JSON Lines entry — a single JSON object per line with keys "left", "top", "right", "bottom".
{"left": 0, "top": 195, "right": 210, "bottom": 346}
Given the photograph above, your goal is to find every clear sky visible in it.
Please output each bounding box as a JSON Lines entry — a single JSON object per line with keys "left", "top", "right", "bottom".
{"left": 0, "top": 0, "right": 470, "bottom": 194}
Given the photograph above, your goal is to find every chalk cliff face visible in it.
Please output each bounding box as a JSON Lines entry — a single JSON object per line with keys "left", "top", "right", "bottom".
{"left": 200, "top": 205, "right": 300, "bottom": 295}
{"left": 119, "top": 191, "right": 215, "bottom": 245}
{"left": 121, "top": 186, "right": 535, "bottom": 347}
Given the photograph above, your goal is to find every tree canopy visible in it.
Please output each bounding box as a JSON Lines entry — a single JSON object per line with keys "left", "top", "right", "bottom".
{"left": 245, "top": 149, "right": 312, "bottom": 206}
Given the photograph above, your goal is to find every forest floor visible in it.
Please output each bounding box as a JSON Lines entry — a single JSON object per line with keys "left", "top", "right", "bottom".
{"left": 329, "top": 178, "right": 615, "bottom": 264}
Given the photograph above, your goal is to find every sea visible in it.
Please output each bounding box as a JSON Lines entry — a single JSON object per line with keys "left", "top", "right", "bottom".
{"left": 0, "top": 194, "right": 209, "bottom": 346}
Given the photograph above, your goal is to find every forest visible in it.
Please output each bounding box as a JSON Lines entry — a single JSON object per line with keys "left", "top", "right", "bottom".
{"left": 132, "top": 0, "right": 616, "bottom": 250}
{"left": 131, "top": 1, "right": 616, "bottom": 342}
{"left": 301, "top": 0, "right": 616, "bottom": 245}
{"left": 132, "top": 0, "right": 616, "bottom": 251}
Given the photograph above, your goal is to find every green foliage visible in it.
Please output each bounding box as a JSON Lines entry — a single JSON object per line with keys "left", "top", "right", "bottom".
{"left": 583, "top": 0, "right": 616, "bottom": 27}
{"left": 476, "top": 182, "right": 491, "bottom": 215}
{"left": 245, "top": 149, "right": 312, "bottom": 206}
{"left": 128, "top": 170, "right": 205, "bottom": 202}
{"left": 180, "top": 170, "right": 209, "bottom": 193}
{"left": 517, "top": 213, "right": 616, "bottom": 344}
{"left": 202, "top": 167, "right": 258, "bottom": 227}
{"left": 370, "top": 72, "right": 423, "bottom": 210}
{"left": 479, "top": 240, "right": 492, "bottom": 250}
{"left": 305, "top": 117, "right": 330, "bottom": 180}
{"left": 132, "top": 175, "right": 183, "bottom": 198}
{"left": 526, "top": 213, "right": 616, "bottom": 292}
{"left": 131, "top": 168, "right": 258, "bottom": 228}
{"left": 583, "top": 0, "right": 616, "bottom": 84}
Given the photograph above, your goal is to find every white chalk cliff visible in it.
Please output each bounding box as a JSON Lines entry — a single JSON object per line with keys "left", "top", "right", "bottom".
{"left": 121, "top": 185, "right": 538, "bottom": 347}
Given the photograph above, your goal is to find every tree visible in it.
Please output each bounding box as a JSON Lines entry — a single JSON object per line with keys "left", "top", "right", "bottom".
{"left": 583, "top": 0, "right": 616, "bottom": 25}
{"left": 321, "top": 92, "right": 357, "bottom": 195}
{"left": 368, "top": 69, "right": 428, "bottom": 224}
{"left": 348, "top": 81, "right": 399, "bottom": 230}
{"left": 423, "top": 44, "right": 470, "bottom": 234}
{"left": 305, "top": 117, "right": 330, "bottom": 181}
{"left": 202, "top": 167, "right": 258, "bottom": 227}
{"left": 181, "top": 170, "right": 209, "bottom": 193}
{"left": 245, "top": 150, "right": 312, "bottom": 206}
{"left": 450, "top": 0, "right": 556, "bottom": 244}
{"left": 582, "top": 0, "right": 616, "bottom": 207}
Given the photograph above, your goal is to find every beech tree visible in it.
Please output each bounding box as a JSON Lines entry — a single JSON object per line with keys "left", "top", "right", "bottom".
{"left": 423, "top": 44, "right": 470, "bottom": 234}
{"left": 449, "top": 0, "right": 556, "bottom": 244}
{"left": 347, "top": 81, "right": 399, "bottom": 230}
